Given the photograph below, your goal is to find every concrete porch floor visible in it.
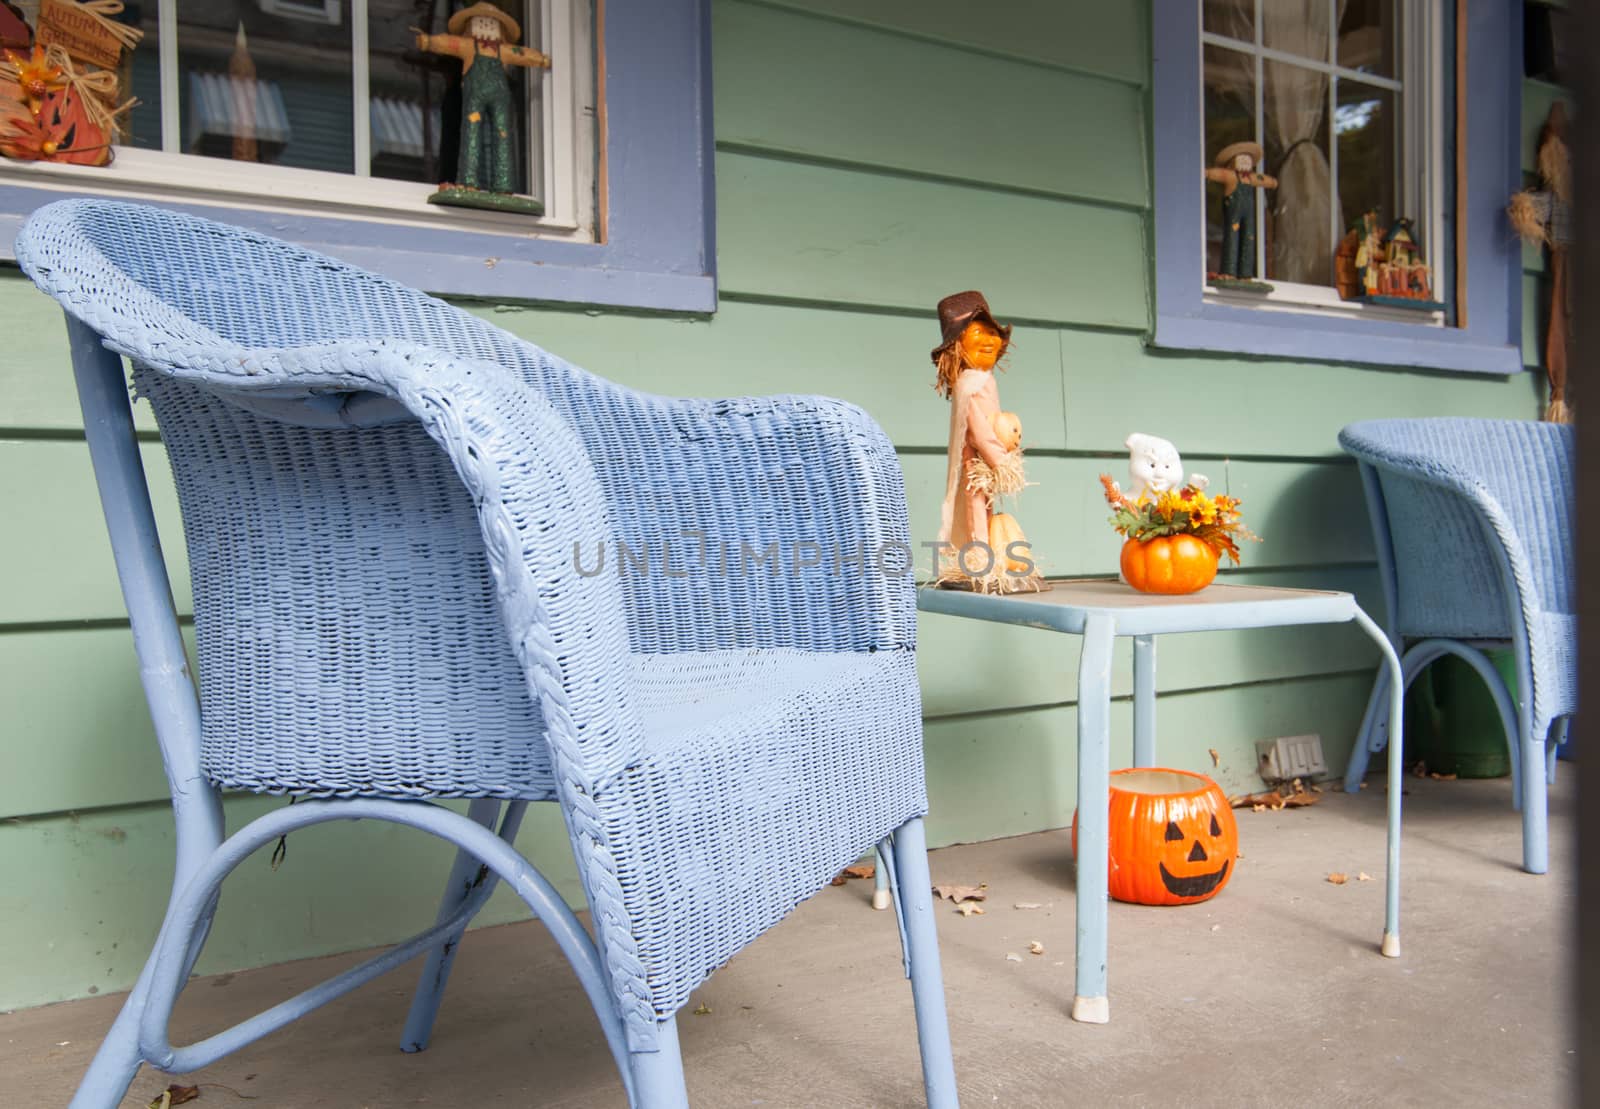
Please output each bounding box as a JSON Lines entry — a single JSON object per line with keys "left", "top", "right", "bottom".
{"left": 3, "top": 773, "right": 1574, "bottom": 1108}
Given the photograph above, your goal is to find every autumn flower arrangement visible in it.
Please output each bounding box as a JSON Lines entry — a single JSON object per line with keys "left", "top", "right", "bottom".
{"left": 1099, "top": 474, "right": 1258, "bottom": 594}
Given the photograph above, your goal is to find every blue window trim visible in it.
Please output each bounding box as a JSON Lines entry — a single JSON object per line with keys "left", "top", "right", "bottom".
{"left": 1151, "top": 0, "right": 1522, "bottom": 375}
{"left": 0, "top": 0, "right": 716, "bottom": 314}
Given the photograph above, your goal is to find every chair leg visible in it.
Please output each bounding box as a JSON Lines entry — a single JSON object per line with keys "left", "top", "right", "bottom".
{"left": 872, "top": 846, "right": 892, "bottom": 910}
{"left": 401, "top": 798, "right": 503, "bottom": 1053}
{"left": 68, "top": 972, "right": 151, "bottom": 1109}
{"left": 1522, "top": 736, "right": 1549, "bottom": 875}
{"left": 890, "top": 816, "right": 959, "bottom": 1109}
{"left": 628, "top": 1015, "right": 689, "bottom": 1109}
{"left": 1344, "top": 664, "right": 1390, "bottom": 792}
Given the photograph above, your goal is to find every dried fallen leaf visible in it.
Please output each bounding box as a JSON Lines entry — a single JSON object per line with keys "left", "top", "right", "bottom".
{"left": 1231, "top": 787, "right": 1321, "bottom": 811}
{"left": 148, "top": 1087, "right": 200, "bottom": 1109}
{"left": 829, "top": 874, "right": 848, "bottom": 886}
{"left": 1028, "top": 941, "right": 1045, "bottom": 955}
{"left": 841, "top": 863, "right": 876, "bottom": 880}
{"left": 955, "top": 901, "right": 986, "bottom": 917}
{"left": 933, "top": 883, "right": 987, "bottom": 903}
{"left": 1429, "top": 772, "right": 1458, "bottom": 781}
{"left": 1208, "top": 747, "right": 1220, "bottom": 767}
{"left": 1013, "top": 901, "right": 1043, "bottom": 911}
{"left": 1327, "top": 872, "right": 1349, "bottom": 885}
{"left": 1210, "top": 923, "right": 1221, "bottom": 932}
{"left": 693, "top": 1003, "right": 712, "bottom": 1015}
{"left": 1004, "top": 952, "right": 1023, "bottom": 963}
{"left": 1411, "top": 761, "right": 1429, "bottom": 778}
{"left": 1357, "top": 872, "right": 1374, "bottom": 882}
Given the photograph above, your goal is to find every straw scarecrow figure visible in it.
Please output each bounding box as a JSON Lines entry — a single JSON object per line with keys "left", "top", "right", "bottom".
{"left": 1204, "top": 141, "right": 1278, "bottom": 280}
{"left": 416, "top": 3, "right": 549, "bottom": 195}
{"left": 1509, "top": 102, "right": 1574, "bottom": 423}
{"left": 931, "top": 291, "right": 1044, "bottom": 594}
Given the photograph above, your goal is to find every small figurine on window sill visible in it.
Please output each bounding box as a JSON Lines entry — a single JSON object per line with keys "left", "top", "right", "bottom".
{"left": 1204, "top": 141, "right": 1277, "bottom": 293}
{"left": 931, "top": 290, "right": 1046, "bottom": 594}
{"left": 1355, "top": 217, "right": 1445, "bottom": 312}
{"left": 415, "top": 2, "right": 550, "bottom": 215}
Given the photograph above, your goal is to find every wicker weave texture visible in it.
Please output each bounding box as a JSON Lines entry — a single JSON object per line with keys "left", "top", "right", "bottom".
{"left": 1339, "top": 418, "right": 1576, "bottom": 740}
{"left": 17, "top": 198, "right": 928, "bottom": 1030}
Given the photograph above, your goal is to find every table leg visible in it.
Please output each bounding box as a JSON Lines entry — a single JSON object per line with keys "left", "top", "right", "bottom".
{"left": 1353, "top": 607, "right": 1405, "bottom": 958}
{"left": 1073, "top": 612, "right": 1115, "bottom": 1024}
{"left": 1132, "top": 635, "right": 1156, "bottom": 768}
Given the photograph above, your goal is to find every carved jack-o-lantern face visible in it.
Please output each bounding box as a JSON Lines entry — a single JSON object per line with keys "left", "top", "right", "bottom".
{"left": 1072, "top": 768, "right": 1238, "bottom": 906}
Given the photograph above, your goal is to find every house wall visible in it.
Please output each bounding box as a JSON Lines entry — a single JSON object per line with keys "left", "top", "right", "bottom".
{"left": 0, "top": 0, "right": 1547, "bottom": 1010}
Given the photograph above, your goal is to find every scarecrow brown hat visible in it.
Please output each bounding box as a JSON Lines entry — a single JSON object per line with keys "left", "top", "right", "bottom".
{"left": 448, "top": 2, "right": 521, "bottom": 41}
{"left": 930, "top": 290, "right": 1012, "bottom": 364}
{"left": 1214, "top": 141, "right": 1264, "bottom": 169}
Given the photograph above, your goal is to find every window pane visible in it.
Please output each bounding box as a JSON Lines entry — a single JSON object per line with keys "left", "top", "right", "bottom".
{"left": 174, "top": 1, "right": 353, "bottom": 173}
{"left": 1263, "top": 58, "right": 1332, "bottom": 285}
{"left": 1203, "top": 43, "right": 1255, "bottom": 277}
{"left": 1202, "top": 0, "right": 1252, "bottom": 43}
{"left": 1338, "top": 0, "right": 1396, "bottom": 78}
{"left": 379, "top": 1, "right": 538, "bottom": 195}
{"left": 1335, "top": 81, "right": 1396, "bottom": 238}
{"left": 1262, "top": 0, "right": 1331, "bottom": 62}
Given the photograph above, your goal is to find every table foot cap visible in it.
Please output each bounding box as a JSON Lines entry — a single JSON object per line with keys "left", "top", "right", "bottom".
{"left": 1072, "top": 995, "right": 1109, "bottom": 1024}
{"left": 1381, "top": 932, "right": 1401, "bottom": 959}
{"left": 871, "top": 889, "right": 892, "bottom": 911}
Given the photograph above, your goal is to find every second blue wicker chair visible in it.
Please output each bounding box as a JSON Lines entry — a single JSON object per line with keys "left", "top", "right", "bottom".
{"left": 17, "top": 198, "right": 958, "bottom": 1107}
{"left": 1339, "top": 417, "right": 1576, "bottom": 874}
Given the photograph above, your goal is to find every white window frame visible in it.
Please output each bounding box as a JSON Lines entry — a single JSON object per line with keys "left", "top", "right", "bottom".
{"left": 1199, "top": 1, "right": 1444, "bottom": 325}
{"left": 0, "top": 0, "right": 597, "bottom": 241}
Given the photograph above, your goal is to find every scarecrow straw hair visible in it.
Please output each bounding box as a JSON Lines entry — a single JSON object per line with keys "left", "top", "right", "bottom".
{"left": 933, "top": 340, "right": 1009, "bottom": 399}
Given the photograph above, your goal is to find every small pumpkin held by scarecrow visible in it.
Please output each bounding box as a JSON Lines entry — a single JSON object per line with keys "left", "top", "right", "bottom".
{"left": 1508, "top": 101, "right": 1573, "bottom": 423}
{"left": 930, "top": 290, "right": 1046, "bottom": 594}
{"left": 414, "top": 2, "right": 550, "bottom": 214}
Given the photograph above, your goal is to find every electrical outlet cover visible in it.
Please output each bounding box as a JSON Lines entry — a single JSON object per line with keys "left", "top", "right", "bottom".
{"left": 1256, "top": 734, "right": 1328, "bottom": 783}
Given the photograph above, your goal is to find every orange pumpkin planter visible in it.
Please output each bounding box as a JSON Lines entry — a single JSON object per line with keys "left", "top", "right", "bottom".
{"left": 1119, "top": 534, "right": 1218, "bottom": 595}
{"left": 1072, "top": 768, "right": 1238, "bottom": 906}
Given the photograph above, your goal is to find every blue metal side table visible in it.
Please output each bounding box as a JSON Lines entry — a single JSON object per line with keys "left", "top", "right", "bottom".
{"left": 913, "top": 578, "right": 1406, "bottom": 1024}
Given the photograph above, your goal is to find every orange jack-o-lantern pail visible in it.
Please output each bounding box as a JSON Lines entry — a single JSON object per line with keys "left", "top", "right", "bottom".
{"left": 1072, "top": 767, "right": 1238, "bottom": 906}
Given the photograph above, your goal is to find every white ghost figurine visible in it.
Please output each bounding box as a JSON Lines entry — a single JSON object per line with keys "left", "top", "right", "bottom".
{"left": 1126, "top": 433, "right": 1210, "bottom": 500}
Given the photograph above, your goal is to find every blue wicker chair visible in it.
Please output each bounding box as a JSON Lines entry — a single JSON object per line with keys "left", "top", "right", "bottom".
{"left": 1339, "top": 418, "right": 1576, "bottom": 874}
{"left": 17, "top": 199, "right": 958, "bottom": 1108}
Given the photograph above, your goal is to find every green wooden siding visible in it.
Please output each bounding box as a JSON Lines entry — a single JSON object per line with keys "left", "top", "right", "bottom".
{"left": 0, "top": 0, "right": 1545, "bottom": 1009}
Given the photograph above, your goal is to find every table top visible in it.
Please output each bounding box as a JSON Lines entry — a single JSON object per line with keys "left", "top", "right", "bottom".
{"left": 916, "top": 577, "right": 1359, "bottom": 637}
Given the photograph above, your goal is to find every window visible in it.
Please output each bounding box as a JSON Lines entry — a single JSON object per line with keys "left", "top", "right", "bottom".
{"left": 1152, "top": 0, "right": 1524, "bottom": 374}
{"left": 1202, "top": 1, "right": 1435, "bottom": 310}
{"left": 0, "top": 0, "right": 716, "bottom": 312}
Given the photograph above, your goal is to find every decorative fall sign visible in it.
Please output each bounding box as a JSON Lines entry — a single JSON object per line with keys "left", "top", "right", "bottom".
{"left": 0, "top": 0, "right": 140, "bottom": 167}
{"left": 1072, "top": 768, "right": 1239, "bottom": 906}
{"left": 37, "top": 0, "right": 133, "bottom": 71}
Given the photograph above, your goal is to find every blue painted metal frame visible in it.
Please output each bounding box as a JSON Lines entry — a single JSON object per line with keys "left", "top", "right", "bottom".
{"left": 0, "top": 0, "right": 716, "bottom": 314}
{"left": 1150, "top": 0, "right": 1523, "bottom": 375}
{"left": 919, "top": 577, "right": 1408, "bottom": 1023}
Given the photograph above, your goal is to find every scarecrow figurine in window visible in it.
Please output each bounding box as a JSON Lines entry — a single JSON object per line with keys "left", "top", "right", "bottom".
{"left": 415, "top": 3, "right": 550, "bottom": 214}
{"left": 1204, "top": 141, "right": 1277, "bottom": 290}
{"left": 931, "top": 290, "right": 1046, "bottom": 594}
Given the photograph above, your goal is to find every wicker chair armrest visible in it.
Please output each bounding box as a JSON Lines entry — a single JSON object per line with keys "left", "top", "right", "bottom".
{"left": 231, "top": 340, "right": 646, "bottom": 793}
{"left": 537, "top": 381, "right": 917, "bottom": 655}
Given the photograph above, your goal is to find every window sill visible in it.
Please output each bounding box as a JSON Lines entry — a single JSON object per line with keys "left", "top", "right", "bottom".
{"left": 0, "top": 149, "right": 588, "bottom": 239}
{"left": 1152, "top": 303, "right": 1522, "bottom": 376}
{"left": 1203, "top": 280, "right": 1446, "bottom": 326}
